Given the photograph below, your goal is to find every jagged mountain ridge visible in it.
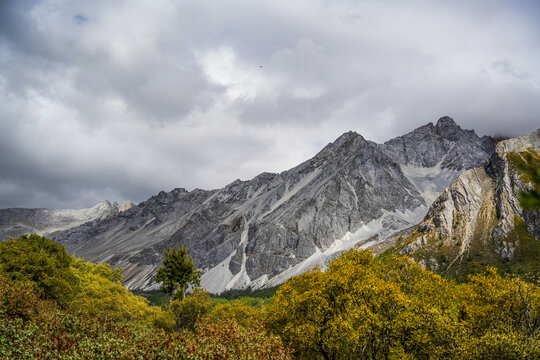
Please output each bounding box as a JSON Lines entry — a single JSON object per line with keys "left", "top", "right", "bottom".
{"left": 0, "top": 200, "right": 134, "bottom": 239}
{"left": 383, "top": 130, "right": 540, "bottom": 277}
{"left": 53, "top": 117, "right": 494, "bottom": 292}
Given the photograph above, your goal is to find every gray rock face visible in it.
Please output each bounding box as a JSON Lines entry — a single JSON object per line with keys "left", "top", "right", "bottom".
{"left": 50, "top": 117, "right": 494, "bottom": 292}
{"left": 0, "top": 200, "right": 133, "bottom": 239}
{"left": 392, "top": 130, "right": 540, "bottom": 271}
{"left": 381, "top": 116, "right": 494, "bottom": 170}
{"left": 379, "top": 117, "right": 494, "bottom": 207}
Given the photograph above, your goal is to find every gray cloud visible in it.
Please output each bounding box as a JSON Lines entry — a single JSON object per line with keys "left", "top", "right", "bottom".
{"left": 1, "top": 0, "right": 539, "bottom": 209}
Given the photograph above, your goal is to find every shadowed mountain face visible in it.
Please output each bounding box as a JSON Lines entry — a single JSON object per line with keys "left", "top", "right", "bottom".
{"left": 43, "top": 117, "right": 493, "bottom": 292}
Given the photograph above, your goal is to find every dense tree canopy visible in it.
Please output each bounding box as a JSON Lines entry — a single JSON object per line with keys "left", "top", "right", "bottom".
{"left": 0, "top": 234, "right": 78, "bottom": 304}
{"left": 0, "top": 235, "right": 292, "bottom": 359}
{"left": 70, "top": 259, "right": 157, "bottom": 321}
{"left": 170, "top": 288, "right": 212, "bottom": 331}
{"left": 1, "top": 233, "right": 538, "bottom": 359}
{"left": 265, "top": 249, "right": 540, "bottom": 360}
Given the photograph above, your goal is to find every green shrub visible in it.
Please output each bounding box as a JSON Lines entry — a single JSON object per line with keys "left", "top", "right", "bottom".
{"left": 0, "top": 234, "right": 78, "bottom": 305}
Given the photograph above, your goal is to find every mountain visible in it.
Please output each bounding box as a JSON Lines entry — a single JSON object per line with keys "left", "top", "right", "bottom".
{"left": 381, "top": 117, "right": 495, "bottom": 204}
{"left": 380, "top": 130, "right": 540, "bottom": 279}
{"left": 0, "top": 200, "right": 134, "bottom": 239}
{"left": 44, "top": 117, "right": 493, "bottom": 292}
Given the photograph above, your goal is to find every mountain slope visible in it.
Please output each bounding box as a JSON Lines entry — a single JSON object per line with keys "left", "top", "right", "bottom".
{"left": 383, "top": 130, "right": 540, "bottom": 279}
{"left": 380, "top": 116, "right": 495, "bottom": 204}
{"left": 53, "top": 117, "right": 493, "bottom": 292}
{"left": 0, "top": 200, "right": 134, "bottom": 239}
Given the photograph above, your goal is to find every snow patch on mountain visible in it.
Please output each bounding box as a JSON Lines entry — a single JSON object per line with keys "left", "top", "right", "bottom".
{"left": 401, "top": 162, "right": 462, "bottom": 205}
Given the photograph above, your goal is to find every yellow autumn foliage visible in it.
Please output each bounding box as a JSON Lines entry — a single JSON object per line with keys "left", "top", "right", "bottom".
{"left": 207, "top": 301, "right": 263, "bottom": 329}
{"left": 69, "top": 258, "right": 160, "bottom": 322}
{"left": 266, "top": 249, "right": 540, "bottom": 360}
{"left": 456, "top": 267, "right": 540, "bottom": 358}
{"left": 170, "top": 288, "right": 212, "bottom": 331}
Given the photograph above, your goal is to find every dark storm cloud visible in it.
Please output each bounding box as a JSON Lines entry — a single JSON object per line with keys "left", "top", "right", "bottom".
{"left": 0, "top": 0, "right": 42, "bottom": 54}
{"left": 0, "top": 0, "right": 539, "bottom": 209}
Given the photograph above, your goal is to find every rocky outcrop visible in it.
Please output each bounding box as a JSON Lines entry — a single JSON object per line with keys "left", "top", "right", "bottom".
{"left": 381, "top": 116, "right": 494, "bottom": 170}
{"left": 380, "top": 117, "right": 494, "bottom": 205}
{"left": 485, "top": 132, "right": 540, "bottom": 240}
{"left": 51, "top": 117, "right": 494, "bottom": 292}
{"left": 389, "top": 130, "right": 540, "bottom": 274}
{"left": 424, "top": 167, "right": 496, "bottom": 248}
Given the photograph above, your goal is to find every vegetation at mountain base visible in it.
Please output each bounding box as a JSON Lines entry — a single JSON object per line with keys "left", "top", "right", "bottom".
{"left": 131, "top": 288, "right": 170, "bottom": 307}
{"left": 0, "top": 234, "right": 78, "bottom": 305}
{"left": 213, "top": 285, "right": 280, "bottom": 300}
{"left": 135, "top": 286, "right": 276, "bottom": 308}
{"left": 170, "top": 288, "right": 212, "bottom": 331}
{"left": 0, "top": 234, "right": 292, "bottom": 359}
{"left": 153, "top": 244, "right": 275, "bottom": 331}
{"left": 266, "top": 249, "right": 540, "bottom": 359}
{"left": 69, "top": 258, "right": 158, "bottom": 321}
{"left": 155, "top": 245, "right": 201, "bottom": 301}
{"left": 1, "top": 233, "right": 539, "bottom": 359}
{"left": 396, "top": 216, "right": 540, "bottom": 284}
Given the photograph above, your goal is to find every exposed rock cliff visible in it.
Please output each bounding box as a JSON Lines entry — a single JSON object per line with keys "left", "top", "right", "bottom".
{"left": 385, "top": 130, "right": 540, "bottom": 278}
{"left": 50, "top": 117, "right": 494, "bottom": 292}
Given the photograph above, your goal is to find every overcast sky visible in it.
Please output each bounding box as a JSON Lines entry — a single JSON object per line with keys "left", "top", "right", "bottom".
{"left": 1, "top": 0, "right": 539, "bottom": 209}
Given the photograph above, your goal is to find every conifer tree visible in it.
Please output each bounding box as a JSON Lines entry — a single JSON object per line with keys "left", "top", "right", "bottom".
{"left": 155, "top": 245, "right": 200, "bottom": 301}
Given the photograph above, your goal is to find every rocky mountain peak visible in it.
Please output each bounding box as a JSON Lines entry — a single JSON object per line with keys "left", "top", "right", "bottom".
{"left": 495, "top": 129, "right": 540, "bottom": 156}
{"left": 320, "top": 130, "right": 364, "bottom": 151}
{"left": 251, "top": 172, "right": 278, "bottom": 186}
{"left": 45, "top": 117, "right": 497, "bottom": 292}
{"left": 381, "top": 117, "right": 492, "bottom": 169}
{"left": 435, "top": 116, "right": 470, "bottom": 141}
{"left": 312, "top": 130, "right": 371, "bottom": 165}
{"left": 435, "top": 116, "right": 458, "bottom": 130}
{"left": 336, "top": 130, "right": 361, "bottom": 142}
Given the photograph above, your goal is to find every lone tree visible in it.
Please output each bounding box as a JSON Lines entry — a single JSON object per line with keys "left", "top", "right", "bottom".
{"left": 155, "top": 245, "right": 201, "bottom": 301}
